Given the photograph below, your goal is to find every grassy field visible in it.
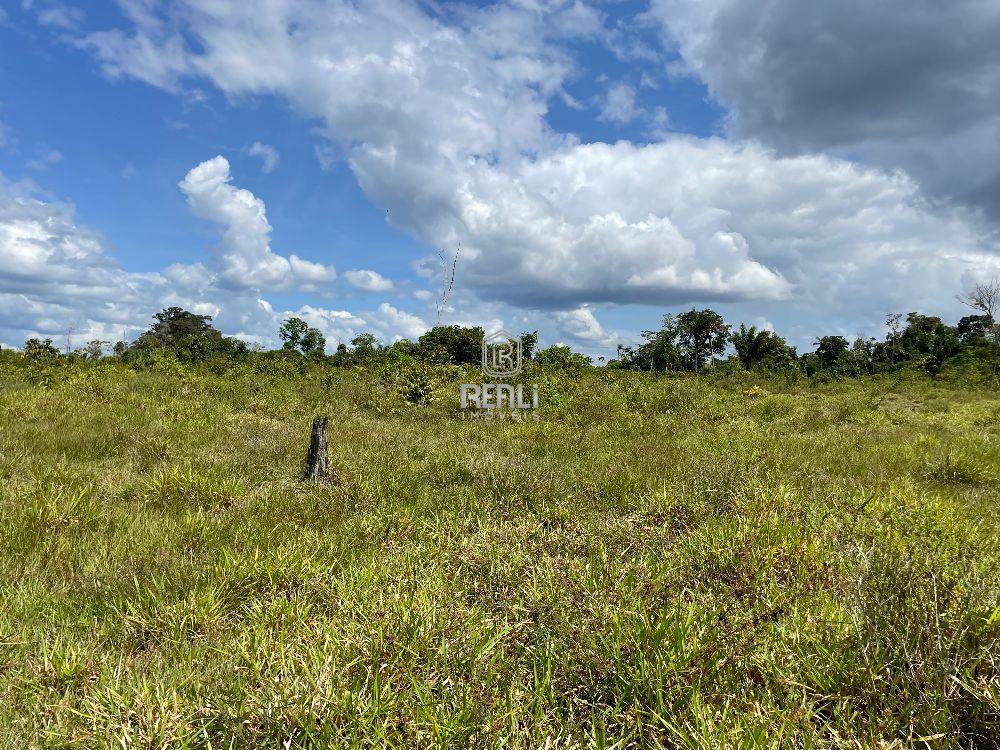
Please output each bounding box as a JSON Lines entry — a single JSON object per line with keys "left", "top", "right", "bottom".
{"left": 0, "top": 357, "right": 998, "bottom": 748}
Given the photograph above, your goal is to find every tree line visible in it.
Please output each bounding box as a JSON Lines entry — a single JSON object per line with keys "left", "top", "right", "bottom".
{"left": 610, "top": 279, "right": 998, "bottom": 376}
{"left": 15, "top": 280, "right": 999, "bottom": 378}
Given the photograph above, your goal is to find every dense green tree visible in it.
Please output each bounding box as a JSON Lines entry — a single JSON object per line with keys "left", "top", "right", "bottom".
{"left": 958, "top": 314, "right": 995, "bottom": 346}
{"left": 416, "top": 326, "right": 483, "bottom": 366}
{"left": 640, "top": 317, "right": 682, "bottom": 374}
{"left": 24, "top": 337, "right": 59, "bottom": 360}
{"left": 897, "top": 313, "right": 961, "bottom": 373}
{"left": 614, "top": 310, "right": 729, "bottom": 374}
{"left": 279, "top": 317, "right": 310, "bottom": 351}
{"left": 730, "top": 325, "right": 797, "bottom": 371}
{"left": 520, "top": 331, "right": 539, "bottom": 360}
{"left": 648, "top": 329, "right": 682, "bottom": 373}
{"left": 383, "top": 339, "right": 417, "bottom": 359}
{"left": 350, "top": 333, "right": 381, "bottom": 363}
{"left": 330, "top": 342, "right": 351, "bottom": 367}
{"left": 675, "top": 309, "right": 730, "bottom": 372}
{"left": 798, "top": 352, "right": 822, "bottom": 377}
{"left": 140, "top": 307, "right": 217, "bottom": 346}
{"left": 611, "top": 318, "right": 680, "bottom": 374}
{"left": 279, "top": 317, "right": 326, "bottom": 356}
{"left": 132, "top": 307, "right": 246, "bottom": 364}
{"left": 299, "top": 327, "right": 326, "bottom": 356}
{"left": 534, "top": 344, "right": 592, "bottom": 368}
{"left": 813, "top": 335, "right": 850, "bottom": 370}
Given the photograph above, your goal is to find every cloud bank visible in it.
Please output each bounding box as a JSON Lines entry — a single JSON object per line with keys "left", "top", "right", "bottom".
{"left": 650, "top": 0, "right": 1000, "bottom": 219}
{"left": 0, "top": 165, "right": 427, "bottom": 349}
{"left": 75, "top": 0, "right": 1000, "bottom": 331}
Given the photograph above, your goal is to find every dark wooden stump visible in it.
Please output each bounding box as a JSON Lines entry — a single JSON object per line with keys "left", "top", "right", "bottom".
{"left": 304, "top": 416, "right": 329, "bottom": 482}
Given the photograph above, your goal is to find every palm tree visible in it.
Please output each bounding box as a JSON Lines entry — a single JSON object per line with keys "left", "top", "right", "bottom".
{"left": 731, "top": 324, "right": 770, "bottom": 370}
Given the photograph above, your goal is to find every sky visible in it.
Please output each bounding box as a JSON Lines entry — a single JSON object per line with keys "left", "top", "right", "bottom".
{"left": 1, "top": 0, "right": 999, "bottom": 359}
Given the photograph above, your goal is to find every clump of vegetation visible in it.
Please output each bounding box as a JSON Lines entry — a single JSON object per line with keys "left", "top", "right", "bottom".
{"left": 398, "top": 364, "right": 434, "bottom": 405}
{"left": 129, "top": 306, "right": 250, "bottom": 366}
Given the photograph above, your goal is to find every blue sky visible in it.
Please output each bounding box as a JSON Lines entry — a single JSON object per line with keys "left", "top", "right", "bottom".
{"left": 1, "top": 0, "right": 998, "bottom": 357}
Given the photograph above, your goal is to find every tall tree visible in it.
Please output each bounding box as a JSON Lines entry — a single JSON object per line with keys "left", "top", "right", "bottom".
{"left": 813, "top": 335, "right": 850, "bottom": 370}
{"left": 23, "top": 337, "right": 59, "bottom": 360}
{"left": 730, "top": 325, "right": 796, "bottom": 370}
{"left": 416, "top": 325, "right": 483, "bottom": 365}
{"left": 675, "top": 309, "right": 730, "bottom": 372}
{"left": 141, "top": 307, "right": 218, "bottom": 347}
{"left": 957, "top": 278, "right": 999, "bottom": 349}
{"left": 612, "top": 315, "right": 680, "bottom": 374}
{"left": 300, "top": 327, "right": 327, "bottom": 356}
{"left": 279, "top": 317, "right": 310, "bottom": 351}
{"left": 958, "top": 314, "right": 995, "bottom": 345}
{"left": 897, "top": 313, "right": 961, "bottom": 373}
{"left": 645, "top": 315, "right": 682, "bottom": 374}
{"left": 519, "top": 330, "right": 539, "bottom": 360}
{"left": 133, "top": 307, "right": 246, "bottom": 363}
{"left": 348, "top": 333, "right": 381, "bottom": 364}
{"left": 280, "top": 317, "right": 326, "bottom": 356}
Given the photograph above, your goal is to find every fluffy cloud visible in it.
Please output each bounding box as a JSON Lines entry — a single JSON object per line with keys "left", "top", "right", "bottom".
{"left": 294, "top": 301, "right": 426, "bottom": 345}
{"left": 0, "top": 167, "right": 425, "bottom": 349}
{"left": 0, "top": 175, "right": 165, "bottom": 344}
{"left": 247, "top": 141, "right": 279, "bottom": 173}
{"left": 596, "top": 80, "right": 670, "bottom": 133}
{"left": 178, "top": 156, "right": 336, "bottom": 291}
{"left": 554, "top": 306, "right": 612, "bottom": 345}
{"left": 650, "top": 0, "right": 1000, "bottom": 219}
{"left": 74, "top": 0, "right": 1000, "bottom": 340}
{"left": 345, "top": 269, "right": 395, "bottom": 293}
{"left": 449, "top": 137, "right": 1000, "bottom": 322}
{"left": 598, "top": 82, "right": 640, "bottom": 124}
{"left": 369, "top": 302, "right": 428, "bottom": 340}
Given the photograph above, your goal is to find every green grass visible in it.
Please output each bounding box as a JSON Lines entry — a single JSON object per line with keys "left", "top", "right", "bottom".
{"left": 0, "top": 358, "right": 998, "bottom": 747}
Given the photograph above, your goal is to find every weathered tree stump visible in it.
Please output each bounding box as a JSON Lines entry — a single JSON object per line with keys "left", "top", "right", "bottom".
{"left": 304, "top": 416, "right": 329, "bottom": 482}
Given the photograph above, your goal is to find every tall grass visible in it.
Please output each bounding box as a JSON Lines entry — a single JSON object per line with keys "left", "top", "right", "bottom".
{"left": 0, "top": 357, "right": 997, "bottom": 747}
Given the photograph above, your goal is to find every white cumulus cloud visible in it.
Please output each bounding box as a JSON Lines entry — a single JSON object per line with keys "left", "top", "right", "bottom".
{"left": 0, "top": 167, "right": 439, "bottom": 349}
{"left": 292, "top": 300, "right": 427, "bottom": 345}
{"left": 554, "top": 306, "right": 612, "bottom": 344}
{"left": 345, "top": 269, "right": 395, "bottom": 293}
{"left": 178, "top": 155, "right": 336, "bottom": 292}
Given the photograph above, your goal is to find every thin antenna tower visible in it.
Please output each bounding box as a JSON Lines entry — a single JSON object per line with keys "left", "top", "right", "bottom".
{"left": 436, "top": 244, "right": 460, "bottom": 325}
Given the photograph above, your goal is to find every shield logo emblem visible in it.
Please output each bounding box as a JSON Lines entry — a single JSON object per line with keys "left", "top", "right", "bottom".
{"left": 482, "top": 330, "right": 522, "bottom": 377}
